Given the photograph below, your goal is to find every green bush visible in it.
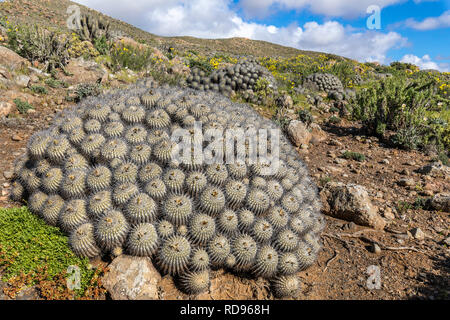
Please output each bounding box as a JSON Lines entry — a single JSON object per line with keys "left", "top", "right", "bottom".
{"left": 7, "top": 25, "right": 70, "bottom": 72}
{"left": 93, "top": 35, "right": 110, "bottom": 56}
{"left": 45, "top": 78, "right": 68, "bottom": 89}
{"left": 342, "top": 151, "right": 366, "bottom": 162}
{"left": 109, "top": 42, "right": 153, "bottom": 72}
{"left": 297, "top": 109, "right": 314, "bottom": 126}
{"left": 187, "top": 56, "right": 213, "bottom": 75}
{"left": 351, "top": 76, "right": 449, "bottom": 151}
{"left": 30, "top": 85, "right": 47, "bottom": 94}
{"left": 328, "top": 115, "right": 341, "bottom": 124}
{"left": 74, "top": 83, "right": 102, "bottom": 102}
{"left": 13, "top": 98, "right": 34, "bottom": 114}
{"left": 0, "top": 207, "right": 97, "bottom": 297}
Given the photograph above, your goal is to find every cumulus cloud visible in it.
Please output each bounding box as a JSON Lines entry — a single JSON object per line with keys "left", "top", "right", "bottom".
{"left": 402, "top": 10, "right": 450, "bottom": 30}
{"left": 239, "top": 0, "right": 403, "bottom": 18}
{"left": 74, "top": 0, "right": 406, "bottom": 63}
{"left": 400, "top": 54, "right": 448, "bottom": 71}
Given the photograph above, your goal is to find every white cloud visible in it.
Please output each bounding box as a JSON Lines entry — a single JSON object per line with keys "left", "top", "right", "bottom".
{"left": 239, "top": 0, "right": 404, "bottom": 18}
{"left": 402, "top": 10, "right": 450, "bottom": 30}
{"left": 400, "top": 54, "right": 449, "bottom": 71}
{"left": 74, "top": 0, "right": 406, "bottom": 63}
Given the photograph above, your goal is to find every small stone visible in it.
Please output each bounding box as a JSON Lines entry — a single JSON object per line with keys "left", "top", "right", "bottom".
{"left": 400, "top": 169, "right": 410, "bottom": 176}
{"left": 382, "top": 207, "right": 395, "bottom": 220}
{"left": 3, "top": 171, "right": 13, "bottom": 180}
{"left": 444, "top": 237, "right": 450, "bottom": 246}
{"left": 334, "top": 158, "right": 347, "bottom": 165}
{"left": 343, "top": 222, "right": 357, "bottom": 230}
{"left": 381, "top": 159, "right": 390, "bottom": 165}
{"left": 410, "top": 227, "right": 425, "bottom": 241}
{"left": 101, "top": 255, "right": 161, "bottom": 300}
{"left": 429, "top": 193, "right": 450, "bottom": 212}
{"left": 11, "top": 135, "right": 22, "bottom": 141}
{"left": 0, "top": 101, "right": 13, "bottom": 118}
{"left": 398, "top": 178, "right": 415, "bottom": 187}
{"left": 369, "top": 243, "right": 382, "bottom": 254}
{"left": 15, "top": 75, "right": 31, "bottom": 88}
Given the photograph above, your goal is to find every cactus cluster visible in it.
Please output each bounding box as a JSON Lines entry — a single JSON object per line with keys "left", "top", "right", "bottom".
{"left": 10, "top": 79, "right": 324, "bottom": 298}
{"left": 77, "top": 12, "right": 111, "bottom": 41}
{"left": 304, "top": 73, "right": 343, "bottom": 93}
{"left": 186, "top": 58, "right": 277, "bottom": 95}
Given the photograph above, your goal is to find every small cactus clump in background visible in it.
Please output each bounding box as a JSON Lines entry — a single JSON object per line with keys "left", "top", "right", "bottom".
{"left": 304, "top": 73, "right": 344, "bottom": 94}
{"left": 186, "top": 58, "right": 277, "bottom": 95}
{"left": 10, "top": 78, "right": 324, "bottom": 298}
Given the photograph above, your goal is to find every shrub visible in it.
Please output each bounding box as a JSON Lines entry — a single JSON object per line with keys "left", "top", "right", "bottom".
{"left": 351, "top": 76, "right": 449, "bottom": 151}
{"left": 342, "top": 151, "right": 366, "bottom": 162}
{"left": 93, "top": 35, "right": 110, "bottom": 56}
{"left": 45, "top": 78, "right": 68, "bottom": 89}
{"left": 7, "top": 25, "right": 70, "bottom": 72}
{"left": 297, "top": 109, "right": 314, "bottom": 126}
{"left": 109, "top": 42, "right": 153, "bottom": 72}
{"left": 13, "top": 98, "right": 34, "bottom": 114}
{"left": 74, "top": 83, "right": 102, "bottom": 102}
{"left": 30, "top": 85, "right": 48, "bottom": 94}
{"left": 0, "top": 207, "right": 105, "bottom": 299}
{"left": 328, "top": 115, "right": 341, "bottom": 124}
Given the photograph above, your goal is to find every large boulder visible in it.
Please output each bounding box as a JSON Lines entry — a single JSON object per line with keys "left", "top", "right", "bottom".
{"left": 0, "top": 46, "right": 29, "bottom": 70}
{"left": 287, "top": 120, "right": 312, "bottom": 147}
{"left": 101, "top": 255, "right": 161, "bottom": 300}
{"left": 321, "top": 182, "right": 386, "bottom": 230}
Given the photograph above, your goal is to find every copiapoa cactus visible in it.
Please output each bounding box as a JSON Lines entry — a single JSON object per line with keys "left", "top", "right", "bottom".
{"left": 10, "top": 78, "right": 324, "bottom": 297}
{"left": 186, "top": 58, "right": 277, "bottom": 95}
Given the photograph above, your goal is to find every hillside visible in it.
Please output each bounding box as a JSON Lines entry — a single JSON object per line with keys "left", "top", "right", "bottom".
{"left": 0, "top": 0, "right": 448, "bottom": 301}
{"left": 0, "top": 0, "right": 336, "bottom": 59}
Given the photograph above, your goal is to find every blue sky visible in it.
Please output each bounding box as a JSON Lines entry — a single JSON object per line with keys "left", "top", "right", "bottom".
{"left": 75, "top": 0, "right": 450, "bottom": 71}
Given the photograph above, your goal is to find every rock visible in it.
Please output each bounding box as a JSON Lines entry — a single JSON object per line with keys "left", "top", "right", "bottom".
{"left": 0, "top": 46, "right": 29, "bottom": 70}
{"left": 15, "top": 75, "right": 30, "bottom": 88}
{"left": 429, "top": 193, "right": 450, "bottom": 212}
{"left": 287, "top": 120, "right": 312, "bottom": 147}
{"left": 62, "top": 57, "right": 107, "bottom": 85}
{"left": 410, "top": 227, "right": 425, "bottom": 241}
{"left": 369, "top": 243, "right": 382, "bottom": 254}
{"left": 334, "top": 158, "right": 347, "bottom": 165}
{"left": 416, "top": 161, "right": 450, "bottom": 178}
{"left": 309, "top": 123, "right": 327, "bottom": 144}
{"left": 27, "top": 66, "right": 50, "bottom": 77}
{"left": 11, "top": 135, "right": 22, "bottom": 141}
{"left": 275, "top": 94, "right": 293, "bottom": 110}
{"left": 320, "top": 182, "right": 386, "bottom": 230}
{"left": 3, "top": 171, "right": 13, "bottom": 180}
{"left": 444, "top": 237, "right": 450, "bottom": 246}
{"left": 381, "top": 207, "right": 395, "bottom": 220}
{"left": 397, "top": 178, "right": 415, "bottom": 187}
{"left": 0, "top": 101, "right": 13, "bottom": 117}
{"left": 328, "top": 139, "right": 343, "bottom": 147}
{"left": 101, "top": 255, "right": 161, "bottom": 300}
